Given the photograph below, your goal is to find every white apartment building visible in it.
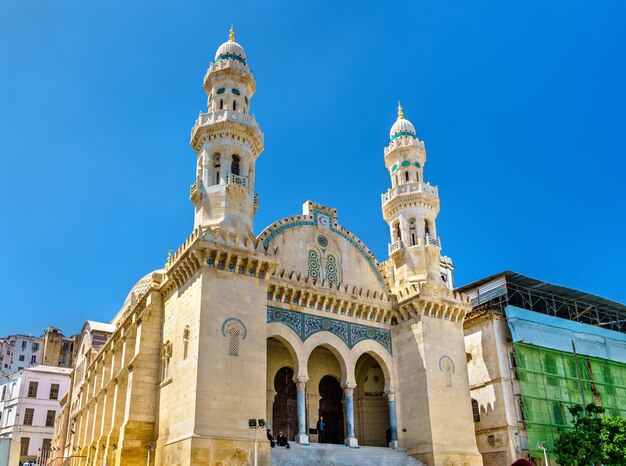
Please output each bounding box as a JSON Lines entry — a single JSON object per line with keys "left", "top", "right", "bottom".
{"left": 0, "top": 335, "right": 42, "bottom": 377}
{"left": 0, "top": 365, "right": 71, "bottom": 464}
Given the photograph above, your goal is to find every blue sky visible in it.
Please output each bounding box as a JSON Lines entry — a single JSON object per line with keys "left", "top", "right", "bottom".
{"left": 1, "top": 1, "right": 624, "bottom": 336}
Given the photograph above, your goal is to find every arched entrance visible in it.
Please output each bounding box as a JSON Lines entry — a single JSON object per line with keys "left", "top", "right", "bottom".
{"left": 354, "top": 353, "right": 390, "bottom": 446}
{"left": 319, "top": 375, "right": 344, "bottom": 444}
{"left": 273, "top": 367, "right": 298, "bottom": 441}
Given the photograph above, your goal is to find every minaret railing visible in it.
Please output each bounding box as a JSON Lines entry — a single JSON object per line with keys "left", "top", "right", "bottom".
{"left": 388, "top": 240, "right": 404, "bottom": 255}
{"left": 424, "top": 234, "right": 441, "bottom": 247}
{"left": 381, "top": 182, "right": 438, "bottom": 206}
{"left": 227, "top": 172, "right": 248, "bottom": 188}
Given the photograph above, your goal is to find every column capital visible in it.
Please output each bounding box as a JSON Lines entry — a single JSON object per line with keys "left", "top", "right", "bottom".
{"left": 385, "top": 390, "right": 396, "bottom": 402}
{"left": 296, "top": 376, "right": 309, "bottom": 384}
{"left": 342, "top": 381, "right": 357, "bottom": 390}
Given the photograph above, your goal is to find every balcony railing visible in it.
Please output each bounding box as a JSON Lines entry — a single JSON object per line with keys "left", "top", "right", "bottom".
{"left": 388, "top": 240, "right": 404, "bottom": 255}
{"left": 381, "top": 182, "right": 438, "bottom": 206}
{"left": 227, "top": 172, "right": 248, "bottom": 188}
{"left": 424, "top": 234, "right": 441, "bottom": 247}
{"left": 192, "top": 109, "right": 261, "bottom": 135}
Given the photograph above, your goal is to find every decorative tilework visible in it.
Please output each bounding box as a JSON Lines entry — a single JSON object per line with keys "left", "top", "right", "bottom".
{"left": 261, "top": 210, "right": 387, "bottom": 293}
{"left": 267, "top": 306, "right": 392, "bottom": 354}
{"left": 215, "top": 54, "right": 247, "bottom": 65}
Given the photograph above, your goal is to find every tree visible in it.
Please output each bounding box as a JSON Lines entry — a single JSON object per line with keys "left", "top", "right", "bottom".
{"left": 553, "top": 404, "right": 626, "bottom": 466}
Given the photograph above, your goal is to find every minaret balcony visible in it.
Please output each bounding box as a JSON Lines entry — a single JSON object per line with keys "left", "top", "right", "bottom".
{"left": 227, "top": 172, "right": 248, "bottom": 188}
{"left": 190, "top": 180, "right": 203, "bottom": 203}
{"left": 424, "top": 234, "right": 441, "bottom": 248}
{"left": 388, "top": 240, "right": 404, "bottom": 256}
{"left": 381, "top": 182, "right": 438, "bottom": 206}
{"left": 191, "top": 109, "right": 263, "bottom": 146}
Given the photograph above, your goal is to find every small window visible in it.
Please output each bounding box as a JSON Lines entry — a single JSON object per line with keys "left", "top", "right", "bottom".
{"left": 228, "top": 326, "right": 240, "bottom": 357}
{"left": 32, "top": 343, "right": 39, "bottom": 351}
{"left": 23, "top": 408, "right": 34, "bottom": 425}
{"left": 424, "top": 219, "right": 430, "bottom": 237}
{"left": 232, "top": 88, "right": 240, "bottom": 95}
{"left": 471, "top": 399, "right": 480, "bottom": 422}
{"left": 19, "top": 355, "right": 25, "bottom": 362}
{"left": 46, "top": 409, "right": 56, "bottom": 427}
{"left": 233, "top": 100, "right": 237, "bottom": 111}
{"left": 415, "top": 171, "right": 420, "bottom": 182}
{"left": 30, "top": 355, "right": 36, "bottom": 364}
{"left": 404, "top": 171, "right": 410, "bottom": 182}
{"left": 183, "top": 326, "right": 190, "bottom": 360}
{"left": 27, "top": 381, "right": 38, "bottom": 398}
{"left": 219, "top": 99, "right": 224, "bottom": 110}
{"left": 49, "top": 384, "right": 60, "bottom": 400}
{"left": 307, "top": 249, "right": 321, "bottom": 280}
{"left": 409, "top": 219, "right": 417, "bottom": 246}
{"left": 231, "top": 154, "right": 240, "bottom": 176}
{"left": 22, "top": 341, "right": 27, "bottom": 350}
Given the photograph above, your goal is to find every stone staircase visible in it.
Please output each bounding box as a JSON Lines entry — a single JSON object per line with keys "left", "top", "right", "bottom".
{"left": 271, "top": 443, "right": 425, "bottom": 466}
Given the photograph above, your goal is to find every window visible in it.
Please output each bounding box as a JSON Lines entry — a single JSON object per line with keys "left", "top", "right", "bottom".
{"left": 393, "top": 221, "right": 401, "bottom": 243}
{"left": 471, "top": 399, "right": 480, "bottom": 422}
{"left": 32, "top": 343, "right": 39, "bottom": 351}
{"left": 233, "top": 100, "right": 237, "bottom": 111}
{"left": 307, "top": 249, "right": 321, "bottom": 280}
{"left": 409, "top": 219, "right": 417, "bottom": 246}
{"left": 30, "top": 355, "right": 36, "bottom": 364}
{"left": 41, "top": 438, "right": 51, "bottom": 454}
{"left": 22, "top": 341, "right": 27, "bottom": 350}
{"left": 46, "top": 410, "right": 56, "bottom": 427}
{"left": 20, "top": 437, "right": 30, "bottom": 456}
{"left": 231, "top": 154, "right": 240, "bottom": 176}
{"left": 19, "top": 355, "right": 25, "bottom": 362}
{"left": 424, "top": 219, "right": 430, "bottom": 237}
{"left": 27, "top": 381, "right": 38, "bottom": 398}
{"left": 553, "top": 401, "right": 565, "bottom": 425}
{"left": 213, "top": 154, "right": 221, "bottom": 185}
{"left": 325, "top": 254, "right": 339, "bottom": 283}
{"left": 60, "top": 354, "right": 66, "bottom": 365}
{"left": 404, "top": 171, "right": 409, "bottom": 182}
{"left": 415, "top": 171, "right": 420, "bottom": 182}
{"left": 228, "top": 326, "right": 240, "bottom": 356}
{"left": 49, "top": 384, "right": 60, "bottom": 400}
{"left": 161, "top": 341, "right": 172, "bottom": 381}
{"left": 23, "top": 408, "right": 34, "bottom": 425}
{"left": 62, "top": 342, "right": 71, "bottom": 351}
{"left": 544, "top": 353, "right": 558, "bottom": 386}
{"left": 1, "top": 386, "right": 5, "bottom": 400}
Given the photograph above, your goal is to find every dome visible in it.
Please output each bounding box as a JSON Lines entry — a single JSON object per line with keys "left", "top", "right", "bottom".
{"left": 214, "top": 28, "right": 247, "bottom": 64}
{"left": 389, "top": 103, "right": 417, "bottom": 140}
{"left": 112, "top": 268, "right": 166, "bottom": 326}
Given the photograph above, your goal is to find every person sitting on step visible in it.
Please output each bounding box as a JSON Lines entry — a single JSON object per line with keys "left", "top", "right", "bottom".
{"left": 277, "top": 431, "right": 290, "bottom": 448}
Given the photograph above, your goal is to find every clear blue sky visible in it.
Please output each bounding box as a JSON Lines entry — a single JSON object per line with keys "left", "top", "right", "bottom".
{"left": 1, "top": 1, "right": 624, "bottom": 336}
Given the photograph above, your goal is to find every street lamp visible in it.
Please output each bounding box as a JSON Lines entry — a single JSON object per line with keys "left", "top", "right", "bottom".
{"left": 249, "top": 418, "right": 266, "bottom": 466}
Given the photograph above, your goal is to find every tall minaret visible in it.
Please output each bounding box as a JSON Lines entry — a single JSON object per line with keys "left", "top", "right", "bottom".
{"left": 382, "top": 103, "right": 442, "bottom": 290}
{"left": 189, "top": 27, "right": 264, "bottom": 238}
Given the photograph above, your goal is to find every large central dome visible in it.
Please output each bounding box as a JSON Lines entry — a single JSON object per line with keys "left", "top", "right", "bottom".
{"left": 214, "top": 28, "right": 247, "bottom": 64}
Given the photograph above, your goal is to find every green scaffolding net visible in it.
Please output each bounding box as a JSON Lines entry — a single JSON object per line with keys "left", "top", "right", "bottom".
{"left": 513, "top": 342, "right": 626, "bottom": 461}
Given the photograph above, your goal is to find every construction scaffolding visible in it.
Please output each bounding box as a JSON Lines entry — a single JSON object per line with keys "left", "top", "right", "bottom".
{"left": 512, "top": 342, "right": 626, "bottom": 461}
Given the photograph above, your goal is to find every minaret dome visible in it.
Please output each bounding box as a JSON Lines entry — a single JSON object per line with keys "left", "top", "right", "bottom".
{"left": 389, "top": 103, "right": 417, "bottom": 141}
{"left": 214, "top": 27, "right": 247, "bottom": 64}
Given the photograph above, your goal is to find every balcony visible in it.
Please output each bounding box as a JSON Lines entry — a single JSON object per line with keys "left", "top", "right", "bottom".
{"left": 388, "top": 240, "right": 404, "bottom": 256}
{"left": 189, "top": 180, "right": 203, "bottom": 202}
{"left": 424, "top": 234, "right": 441, "bottom": 247}
{"left": 381, "top": 182, "right": 438, "bottom": 206}
{"left": 191, "top": 109, "right": 263, "bottom": 145}
{"left": 227, "top": 172, "right": 248, "bottom": 188}
{"left": 254, "top": 193, "right": 259, "bottom": 213}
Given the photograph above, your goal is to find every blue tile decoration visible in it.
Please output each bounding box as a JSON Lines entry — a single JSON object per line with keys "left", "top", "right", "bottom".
{"left": 267, "top": 306, "right": 392, "bottom": 355}
{"left": 261, "top": 210, "right": 387, "bottom": 293}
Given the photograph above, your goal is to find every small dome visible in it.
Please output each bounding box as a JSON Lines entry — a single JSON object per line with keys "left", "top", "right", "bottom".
{"left": 112, "top": 269, "right": 166, "bottom": 326}
{"left": 389, "top": 103, "right": 417, "bottom": 140}
{"left": 214, "top": 28, "right": 247, "bottom": 64}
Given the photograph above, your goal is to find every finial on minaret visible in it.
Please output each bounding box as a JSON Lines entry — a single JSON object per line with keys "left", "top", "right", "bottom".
{"left": 165, "top": 249, "right": 173, "bottom": 269}
{"left": 229, "top": 25, "right": 235, "bottom": 42}
{"left": 397, "top": 101, "right": 404, "bottom": 120}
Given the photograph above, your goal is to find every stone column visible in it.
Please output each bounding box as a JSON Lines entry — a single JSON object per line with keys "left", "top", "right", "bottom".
{"left": 295, "top": 378, "right": 309, "bottom": 444}
{"left": 344, "top": 383, "right": 358, "bottom": 447}
{"left": 386, "top": 391, "right": 399, "bottom": 449}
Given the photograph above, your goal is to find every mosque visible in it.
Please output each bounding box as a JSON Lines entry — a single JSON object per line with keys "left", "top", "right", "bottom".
{"left": 51, "top": 29, "right": 483, "bottom": 465}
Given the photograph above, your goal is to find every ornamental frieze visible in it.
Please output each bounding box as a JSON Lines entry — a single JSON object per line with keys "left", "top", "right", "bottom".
{"left": 267, "top": 306, "right": 392, "bottom": 355}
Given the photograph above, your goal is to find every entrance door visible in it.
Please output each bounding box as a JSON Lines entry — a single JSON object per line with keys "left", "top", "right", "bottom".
{"left": 273, "top": 367, "right": 298, "bottom": 441}
{"left": 319, "top": 375, "right": 344, "bottom": 444}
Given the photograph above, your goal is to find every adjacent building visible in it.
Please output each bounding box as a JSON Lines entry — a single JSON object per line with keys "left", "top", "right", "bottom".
{"left": 0, "top": 335, "right": 42, "bottom": 377}
{"left": 459, "top": 271, "right": 626, "bottom": 465}
{"left": 41, "top": 327, "right": 76, "bottom": 369}
{"left": 0, "top": 365, "right": 71, "bottom": 464}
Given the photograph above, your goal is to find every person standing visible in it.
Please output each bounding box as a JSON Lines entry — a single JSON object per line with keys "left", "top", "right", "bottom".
{"left": 317, "top": 415, "right": 326, "bottom": 443}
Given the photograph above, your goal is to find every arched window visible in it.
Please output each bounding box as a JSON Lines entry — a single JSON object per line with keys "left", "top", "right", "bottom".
{"left": 404, "top": 171, "right": 410, "bottom": 182}
{"left": 393, "top": 221, "right": 401, "bottom": 243}
{"left": 472, "top": 399, "right": 480, "bottom": 422}
{"left": 228, "top": 326, "right": 240, "bottom": 357}
{"left": 415, "top": 171, "right": 420, "bottom": 182}
{"left": 161, "top": 341, "right": 172, "bottom": 381}
{"left": 233, "top": 100, "right": 237, "bottom": 111}
{"left": 307, "top": 249, "right": 321, "bottom": 280}
{"left": 424, "top": 219, "right": 431, "bottom": 237}
{"left": 219, "top": 99, "right": 224, "bottom": 110}
{"left": 325, "top": 254, "right": 339, "bottom": 283}
{"left": 409, "top": 219, "right": 417, "bottom": 246}
{"left": 213, "top": 154, "right": 221, "bottom": 185}
{"left": 231, "top": 155, "right": 240, "bottom": 176}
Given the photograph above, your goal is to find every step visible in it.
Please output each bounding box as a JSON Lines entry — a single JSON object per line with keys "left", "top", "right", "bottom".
{"left": 271, "top": 443, "right": 424, "bottom": 466}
